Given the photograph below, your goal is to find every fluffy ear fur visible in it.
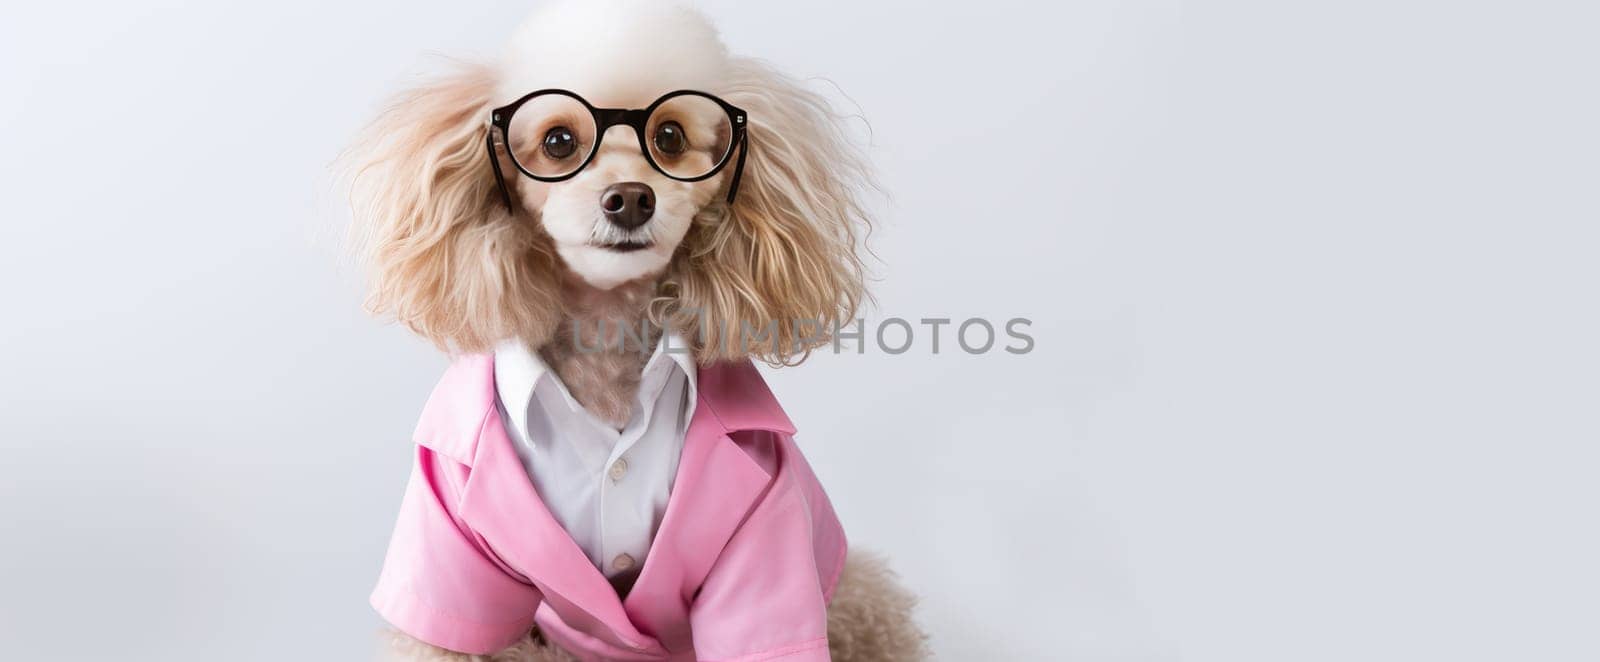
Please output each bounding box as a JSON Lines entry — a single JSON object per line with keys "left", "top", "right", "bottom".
{"left": 341, "top": 61, "right": 561, "bottom": 354}
{"left": 661, "top": 58, "right": 875, "bottom": 365}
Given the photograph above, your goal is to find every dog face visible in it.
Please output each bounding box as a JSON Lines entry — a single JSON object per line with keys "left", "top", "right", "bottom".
{"left": 344, "top": 0, "right": 872, "bottom": 362}
{"left": 498, "top": 2, "right": 731, "bottom": 289}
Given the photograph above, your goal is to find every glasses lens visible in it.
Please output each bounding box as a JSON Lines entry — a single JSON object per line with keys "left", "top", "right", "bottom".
{"left": 646, "top": 94, "right": 734, "bottom": 179}
{"left": 506, "top": 93, "right": 597, "bottom": 178}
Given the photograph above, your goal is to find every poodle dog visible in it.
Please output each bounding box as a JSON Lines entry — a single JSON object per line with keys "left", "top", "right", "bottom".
{"left": 343, "top": 2, "right": 926, "bottom": 660}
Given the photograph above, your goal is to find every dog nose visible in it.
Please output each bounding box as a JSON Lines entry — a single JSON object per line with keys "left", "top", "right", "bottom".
{"left": 600, "top": 182, "right": 655, "bottom": 230}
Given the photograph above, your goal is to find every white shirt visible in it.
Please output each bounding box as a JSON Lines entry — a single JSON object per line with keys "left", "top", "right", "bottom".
{"left": 493, "top": 335, "right": 697, "bottom": 578}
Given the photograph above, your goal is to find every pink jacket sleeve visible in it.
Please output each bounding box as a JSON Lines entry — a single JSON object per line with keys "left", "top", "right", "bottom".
{"left": 688, "top": 441, "right": 834, "bottom": 662}
{"left": 370, "top": 446, "right": 542, "bottom": 655}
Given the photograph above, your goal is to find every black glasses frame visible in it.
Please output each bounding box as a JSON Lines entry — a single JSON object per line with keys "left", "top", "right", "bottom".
{"left": 485, "top": 88, "right": 749, "bottom": 211}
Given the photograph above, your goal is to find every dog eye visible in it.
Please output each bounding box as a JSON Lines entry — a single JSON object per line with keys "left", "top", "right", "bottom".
{"left": 653, "top": 121, "right": 687, "bottom": 155}
{"left": 542, "top": 127, "right": 577, "bottom": 159}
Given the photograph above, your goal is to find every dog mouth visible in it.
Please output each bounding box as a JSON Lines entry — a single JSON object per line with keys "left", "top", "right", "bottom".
{"left": 592, "top": 240, "right": 653, "bottom": 253}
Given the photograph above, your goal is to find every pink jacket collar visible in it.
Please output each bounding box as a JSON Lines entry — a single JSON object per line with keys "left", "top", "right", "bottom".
{"left": 409, "top": 355, "right": 796, "bottom": 654}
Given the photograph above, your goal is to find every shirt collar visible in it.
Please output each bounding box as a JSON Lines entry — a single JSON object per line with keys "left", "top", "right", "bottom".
{"left": 413, "top": 355, "right": 793, "bottom": 468}
{"left": 492, "top": 332, "right": 699, "bottom": 441}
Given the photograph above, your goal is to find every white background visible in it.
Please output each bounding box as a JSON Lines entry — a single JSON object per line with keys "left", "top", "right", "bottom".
{"left": 2, "top": 1, "right": 1597, "bottom": 660}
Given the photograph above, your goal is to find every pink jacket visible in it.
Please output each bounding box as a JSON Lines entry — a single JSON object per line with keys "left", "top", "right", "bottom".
{"left": 371, "top": 356, "right": 847, "bottom": 661}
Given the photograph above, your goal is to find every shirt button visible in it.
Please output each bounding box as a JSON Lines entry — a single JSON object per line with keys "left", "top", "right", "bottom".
{"left": 612, "top": 553, "right": 636, "bottom": 572}
{"left": 608, "top": 458, "right": 628, "bottom": 482}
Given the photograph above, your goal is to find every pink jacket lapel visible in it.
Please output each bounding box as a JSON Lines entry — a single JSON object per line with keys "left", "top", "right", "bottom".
{"left": 412, "top": 356, "right": 795, "bottom": 653}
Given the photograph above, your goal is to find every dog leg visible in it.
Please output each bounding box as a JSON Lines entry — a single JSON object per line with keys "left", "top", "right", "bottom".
{"left": 826, "top": 551, "right": 931, "bottom": 662}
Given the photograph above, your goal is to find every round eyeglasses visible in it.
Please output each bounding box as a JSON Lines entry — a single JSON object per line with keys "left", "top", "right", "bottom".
{"left": 485, "top": 89, "right": 750, "bottom": 210}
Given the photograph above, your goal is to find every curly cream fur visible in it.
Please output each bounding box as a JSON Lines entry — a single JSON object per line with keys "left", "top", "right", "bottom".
{"left": 653, "top": 57, "right": 876, "bottom": 366}
{"left": 826, "top": 552, "right": 931, "bottom": 662}
{"left": 341, "top": 62, "right": 565, "bottom": 354}
{"left": 379, "top": 552, "right": 927, "bottom": 661}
